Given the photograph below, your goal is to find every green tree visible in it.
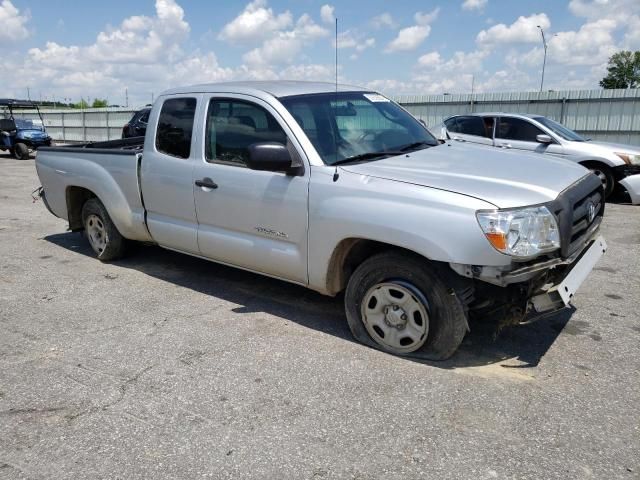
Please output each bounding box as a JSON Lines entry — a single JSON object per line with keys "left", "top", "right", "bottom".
{"left": 92, "top": 98, "right": 109, "bottom": 108}
{"left": 600, "top": 50, "right": 640, "bottom": 89}
{"left": 73, "top": 99, "right": 89, "bottom": 109}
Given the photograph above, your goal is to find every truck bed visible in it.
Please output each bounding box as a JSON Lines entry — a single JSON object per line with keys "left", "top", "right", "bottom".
{"left": 36, "top": 136, "right": 152, "bottom": 243}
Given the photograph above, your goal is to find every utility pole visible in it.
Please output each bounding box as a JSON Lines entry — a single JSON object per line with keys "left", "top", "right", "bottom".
{"left": 470, "top": 75, "right": 475, "bottom": 113}
{"left": 27, "top": 87, "right": 31, "bottom": 101}
{"left": 537, "top": 25, "right": 548, "bottom": 92}
{"left": 125, "top": 88, "right": 129, "bottom": 108}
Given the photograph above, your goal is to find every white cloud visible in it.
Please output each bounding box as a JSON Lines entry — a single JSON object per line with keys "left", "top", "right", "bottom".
{"left": 336, "top": 31, "right": 375, "bottom": 52}
{"left": 218, "top": 0, "right": 292, "bottom": 44}
{"left": 29, "top": 0, "right": 189, "bottom": 67}
{"left": 371, "top": 12, "right": 395, "bottom": 29}
{"left": 547, "top": 18, "right": 618, "bottom": 66}
{"left": 476, "top": 13, "right": 550, "bottom": 46}
{"left": 385, "top": 25, "right": 431, "bottom": 53}
{"left": 416, "top": 49, "right": 489, "bottom": 77}
{"left": 568, "top": 0, "right": 640, "bottom": 49}
{"left": 384, "top": 9, "right": 439, "bottom": 53}
{"left": 0, "top": 0, "right": 30, "bottom": 41}
{"left": 509, "top": 17, "right": 620, "bottom": 69}
{"left": 568, "top": 0, "right": 635, "bottom": 21}
{"left": 417, "top": 51, "right": 442, "bottom": 67}
{"left": 320, "top": 4, "right": 334, "bottom": 24}
{"left": 414, "top": 8, "right": 440, "bottom": 26}
{"left": 462, "top": 0, "right": 488, "bottom": 11}
{"left": 624, "top": 15, "right": 640, "bottom": 48}
{"left": 242, "top": 13, "right": 328, "bottom": 67}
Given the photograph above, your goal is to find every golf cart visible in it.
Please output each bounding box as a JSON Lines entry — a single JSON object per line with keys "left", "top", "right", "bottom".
{"left": 0, "top": 99, "right": 52, "bottom": 159}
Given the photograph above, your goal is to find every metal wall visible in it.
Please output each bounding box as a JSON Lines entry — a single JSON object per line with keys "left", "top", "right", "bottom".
{"left": 393, "top": 88, "right": 640, "bottom": 145}
{"left": 10, "top": 108, "right": 137, "bottom": 142}
{"left": 8, "top": 88, "right": 640, "bottom": 145}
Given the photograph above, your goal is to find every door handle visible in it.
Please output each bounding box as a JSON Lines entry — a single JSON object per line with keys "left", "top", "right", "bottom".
{"left": 195, "top": 178, "right": 218, "bottom": 189}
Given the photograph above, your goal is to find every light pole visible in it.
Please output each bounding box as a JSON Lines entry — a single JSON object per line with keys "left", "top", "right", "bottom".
{"left": 537, "top": 25, "right": 548, "bottom": 92}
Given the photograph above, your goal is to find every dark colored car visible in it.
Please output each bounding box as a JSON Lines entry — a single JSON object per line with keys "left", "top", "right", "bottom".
{"left": 122, "top": 108, "right": 150, "bottom": 138}
{"left": 0, "top": 99, "right": 52, "bottom": 159}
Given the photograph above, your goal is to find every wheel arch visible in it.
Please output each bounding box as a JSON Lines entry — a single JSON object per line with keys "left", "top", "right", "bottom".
{"left": 65, "top": 186, "right": 97, "bottom": 231}
{"left": 325, "top": 238, "right": 433, "bottom": 296}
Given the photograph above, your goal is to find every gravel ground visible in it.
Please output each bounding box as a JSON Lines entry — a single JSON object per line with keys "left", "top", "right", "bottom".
{"left": 0, "top": 154, "right": 639, "bottom": 480}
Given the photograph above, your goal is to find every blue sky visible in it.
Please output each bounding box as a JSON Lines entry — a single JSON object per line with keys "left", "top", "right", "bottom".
{"left": 1, "top": 0, "right": 638, "bottom": 105}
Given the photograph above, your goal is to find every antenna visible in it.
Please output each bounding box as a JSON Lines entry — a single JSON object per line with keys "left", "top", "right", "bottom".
{"left": 335, "top": 17, "right": 338, "bottom": 93}
{"left": 333, "top": 16, "right": 339, "bottom": 182}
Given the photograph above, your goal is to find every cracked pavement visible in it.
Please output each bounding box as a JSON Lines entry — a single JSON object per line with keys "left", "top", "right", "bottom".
{"left": 1, "top": 155, "right": 639, "bottom": 479}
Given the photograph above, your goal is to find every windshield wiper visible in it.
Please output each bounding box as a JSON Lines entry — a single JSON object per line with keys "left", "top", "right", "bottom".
{"left": 398, "top": 141, "right": 437, "bottom": 152}
{"left": 331, "top": 150, "right": 404, "bottom": 166}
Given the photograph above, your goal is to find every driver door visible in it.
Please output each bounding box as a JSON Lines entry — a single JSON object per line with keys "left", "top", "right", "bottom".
{"left": 495, "top": 117, "right": 565, "bottom": 156}
{"left": 192, "top": 95, "right": 310, "bottom": 284}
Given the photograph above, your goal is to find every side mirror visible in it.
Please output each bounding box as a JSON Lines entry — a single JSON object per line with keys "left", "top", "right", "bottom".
{"left": 247, "top": 142, "right": 294, "bottom": 173}
{"left": 536, "top": 134, "right": 553, "bottom": 144}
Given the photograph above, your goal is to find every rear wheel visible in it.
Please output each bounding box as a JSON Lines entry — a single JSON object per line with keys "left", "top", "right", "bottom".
{"left": 583, "top": 161, "right": 614, "bottom": 199}
{"left": 81, "top": 198, "right": 126, "bottom": 261}
{"left": 13, "top": 142, "right": 29, "bottom": 160}
{"left": 344, "top": 251, "right": 468, "bottom": 360}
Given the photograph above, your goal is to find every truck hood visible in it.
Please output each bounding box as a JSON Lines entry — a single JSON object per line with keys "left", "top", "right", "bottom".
{"left": 341, "top": 142, "right": 590, "bottom": 209}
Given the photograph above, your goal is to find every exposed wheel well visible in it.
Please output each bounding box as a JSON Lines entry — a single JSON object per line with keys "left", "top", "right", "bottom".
{"left": 66, "top": 186, "right": 96, "bottom": 231}
{"left": 579, "top": 159, "right": 612, "bottom": 170}
{"left": 325, "top": 238, "right": 428, "bottom": 295}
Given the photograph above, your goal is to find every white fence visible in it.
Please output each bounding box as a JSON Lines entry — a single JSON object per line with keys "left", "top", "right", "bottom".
{"left": 10, "top": 88, "right": 640, "bottom": 145}
{"left": 12, "top": 107, "right": 137, "bottom": 142}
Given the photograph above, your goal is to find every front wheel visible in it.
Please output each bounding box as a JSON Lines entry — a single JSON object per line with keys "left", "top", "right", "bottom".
{"left": 583, "top": 162, "right": 614, "bottom": 199}
{"left": 81, "top": 198, "right": 127, "bottom": 261}
{"left": 13, "top": 142, "right": 29, "bottom": 160}
{"left": 344, "top": 251, "right": 468, "bottom": 360}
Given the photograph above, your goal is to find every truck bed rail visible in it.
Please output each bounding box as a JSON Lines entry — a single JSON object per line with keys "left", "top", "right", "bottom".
{"left": 39, "top": 136, "right": 144, "bottom": 155}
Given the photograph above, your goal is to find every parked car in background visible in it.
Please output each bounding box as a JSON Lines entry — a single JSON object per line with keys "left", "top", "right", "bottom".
{"left": 0, "top": 99, "right": 52, "bottom": 159}
{"left": 35, "top": 81, "right": 606, "bottom": 360}
{"left": 121, "top": 107, "right": 150, "bottom": 138}
{"left": 430, "top": 113, "right": 640, "bottom": 204}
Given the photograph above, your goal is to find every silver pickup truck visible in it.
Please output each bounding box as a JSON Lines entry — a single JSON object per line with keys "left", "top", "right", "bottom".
{"left": 36, "top": 81, "right": 607, "bottom": 360}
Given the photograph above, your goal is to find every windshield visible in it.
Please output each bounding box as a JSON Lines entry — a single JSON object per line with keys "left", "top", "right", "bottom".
{"left": 280, "top": 92, "right": 438, "bottom": 165}
{"left": 13, "top": 118, "right": 41, "bottom": 130}
{"left": 534, "top": 116, "right": 585, "bottom": 142}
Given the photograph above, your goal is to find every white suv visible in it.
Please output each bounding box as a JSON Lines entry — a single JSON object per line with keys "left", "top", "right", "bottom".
{"left": 431, "top": 112, "right": 640, "bottom": 204}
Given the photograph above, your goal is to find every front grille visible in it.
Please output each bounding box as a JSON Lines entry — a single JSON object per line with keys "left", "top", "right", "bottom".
{"left": 613, "top": 164, "right": 640, "bottom": 180}
{"left": 549, "top": 174, "right": 604, "bottom": 258}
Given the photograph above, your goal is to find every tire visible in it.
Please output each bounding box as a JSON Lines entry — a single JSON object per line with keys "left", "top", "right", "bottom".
{"left": 344, "top": 251, "right": 469, "bottom": 360}
{"left": 81, "top": 198, "right": 127, "bottom": 261}
{"left": 583, "top": 161, "right": 614, "bottom": 199}
{"left": 13, "top": 143, "right": 29, "bottom": 160}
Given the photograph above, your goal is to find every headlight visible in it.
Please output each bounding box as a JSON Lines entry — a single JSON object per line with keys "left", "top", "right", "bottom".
{"left": 615, "top": 152, "right": 640, "bottom": 165}
{"left": 476, "top": 206, "right": 560, "bottom": 258}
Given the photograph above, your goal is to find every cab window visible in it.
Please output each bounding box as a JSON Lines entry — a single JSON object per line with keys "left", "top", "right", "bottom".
{"left": 155, "top": 98, "right": 196, "bottom": 159}
{"left": 206, "top": 99, "right": 287, "bottom": 166}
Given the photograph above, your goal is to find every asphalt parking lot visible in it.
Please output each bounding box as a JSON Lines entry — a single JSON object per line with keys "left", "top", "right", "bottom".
{"left": 0, "top": 154, "right": 639, "bottom": 480}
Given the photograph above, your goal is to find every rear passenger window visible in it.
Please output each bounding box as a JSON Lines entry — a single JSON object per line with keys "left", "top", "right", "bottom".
{"left": 155, "top": 98, "right": 196, "bottom": 159}
{"left": 457, "top": 116, "right": 491, "bottom": 138}
{"left": 206, "top": 99, "right": 287, "bottom": 166}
